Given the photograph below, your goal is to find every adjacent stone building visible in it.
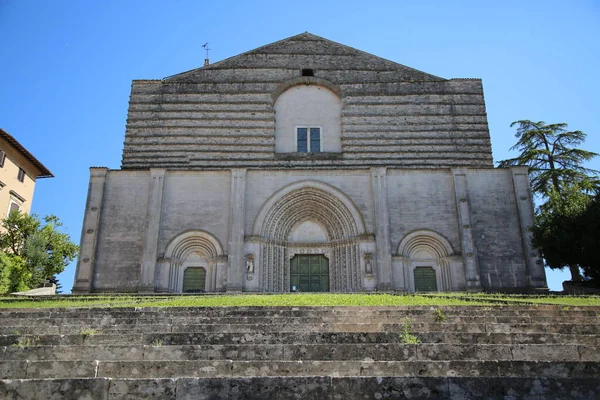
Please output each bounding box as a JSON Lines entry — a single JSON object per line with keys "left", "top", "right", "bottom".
{"left": 73, "top": 33, "right": 547, "bottom": 294}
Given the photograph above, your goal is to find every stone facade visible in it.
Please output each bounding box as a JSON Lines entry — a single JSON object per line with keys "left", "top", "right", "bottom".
{"left": 73, "top": 33, "right": 547, "bottom": 293}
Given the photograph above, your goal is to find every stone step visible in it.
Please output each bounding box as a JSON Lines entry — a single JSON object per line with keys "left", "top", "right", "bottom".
{"left": 3, "top": 343, "right": 596, "bottom": 362}
{"left": 2, "top": 312, "right": 598, "bottom": 324}
{"left": 2, "top": 313, "right": 598, "bottom": 331}
{"left": 2, "top": 376, "right": 600, "bottom": 400}
{"left": 1, "top": 306, "right": 598, "bottom": 320}
{"left": 2, "top": 359, "right": 599, "bottom": 379}
{"left": 2, "top": 322, "right": 598, "bottom": 336}
{"left": 3, "top": 331, "right": 600, "bottom": 347}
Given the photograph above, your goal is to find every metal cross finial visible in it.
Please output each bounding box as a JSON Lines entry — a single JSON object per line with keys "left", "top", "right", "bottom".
{"left": 202, "top": 42, "right": 211, "bottom": 59}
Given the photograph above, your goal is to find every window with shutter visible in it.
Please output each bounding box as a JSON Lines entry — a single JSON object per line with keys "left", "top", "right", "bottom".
{"left": 0, "top": 150, "right": 5, "bottom": 168}
{"left": 17, "top": 168, "right": 25, "bottom": 182}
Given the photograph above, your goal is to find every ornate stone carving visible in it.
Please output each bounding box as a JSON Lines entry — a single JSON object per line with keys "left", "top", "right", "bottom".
{"left": 255, "top": 182, "right": 365, "bottom": 292}
{"left": 364, "top": 253, "right": 373, "bottom": 277}
{"left": 246, "top": 254, "right": 254, "bottom": 274}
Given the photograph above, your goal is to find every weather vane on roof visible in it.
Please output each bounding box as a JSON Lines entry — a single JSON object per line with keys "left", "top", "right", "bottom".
{"left": 202, "top": 43, "right": 211, "bottom": 58}
{"left": 202, "top": 43, "right": 211, "bottom": 66}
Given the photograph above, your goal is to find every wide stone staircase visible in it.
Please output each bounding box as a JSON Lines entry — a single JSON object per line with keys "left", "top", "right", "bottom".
{"left": 1, "top": 305, "right": 599, "bottom": 399}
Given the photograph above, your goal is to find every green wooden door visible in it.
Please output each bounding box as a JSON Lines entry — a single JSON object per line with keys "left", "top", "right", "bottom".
{"left": 290, "top": 255, "right": 329, "bottom": 292}
{"left": 414, "top": 267, "right": 437, "bottom": 292}
{"left": 182, "top": 267, "right": 206, "bottom": 292}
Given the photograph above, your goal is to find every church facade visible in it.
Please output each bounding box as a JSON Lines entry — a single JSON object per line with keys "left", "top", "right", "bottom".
{"left": 72, "top": 33, "right": 547, "bottom": 294}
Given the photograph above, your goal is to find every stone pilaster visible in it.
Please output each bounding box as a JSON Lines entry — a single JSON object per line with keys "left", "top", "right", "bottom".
{"left": 72, "top": 167, "right": 108, "bottom": 293}
{"left": 452, "top": 168, "right": 482, "bottom": 291}
{"left": 139, "top": 168, "right": 166, "bottom": 292}
{"left": 370, "top": 167, "right": 393, "bottom": 290}
{"left": 510, "top": 166, "right": 548, "bottom": 290}
{"left": 227, "top": 168, "right": 247, "bottom": 292}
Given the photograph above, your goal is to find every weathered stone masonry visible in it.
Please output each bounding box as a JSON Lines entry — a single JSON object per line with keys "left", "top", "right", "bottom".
{"left": 73, "top": 33, "right": 547, "bottom": 293}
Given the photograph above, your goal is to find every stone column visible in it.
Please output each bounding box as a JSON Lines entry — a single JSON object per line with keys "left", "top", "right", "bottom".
{"left": 72, "top": 167, "right": 108, "bottom": 293}
{"left": 510, "top": 166, "right": 548, "bottom": 290}
{"left": 370, "top": 167, "right": 393, "bottom": 290}
{"left": 227, "top": 168, "right": 247, "bottom": 292}
{"left": 139, "top": 168, "right": 166, "bottom": 292}
{"left": 452, "top": 168, "right": 482, "bottom": 291}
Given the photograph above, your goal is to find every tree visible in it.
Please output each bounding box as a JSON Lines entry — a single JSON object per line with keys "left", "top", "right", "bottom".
{"left": 497, "top": 120, "right": 599, "bottom": 199}
{"left": 530, "top": 185, "right": 592, "bottom": 280}
{"left": 498, "top": 120, "right": 599, "bottom": 282}
{"left": 0, "top": 212, "right": 78, "bottom": 294}
{"left": 577, "top": 193, "right": 600, "bottom": 282}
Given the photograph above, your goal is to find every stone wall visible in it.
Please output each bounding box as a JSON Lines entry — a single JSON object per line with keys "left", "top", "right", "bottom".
{"left": 121, "top": 33, "right": 492, "bottom": 170}
{"left": 73, "top": 166, "right": 546, "bottom": 293}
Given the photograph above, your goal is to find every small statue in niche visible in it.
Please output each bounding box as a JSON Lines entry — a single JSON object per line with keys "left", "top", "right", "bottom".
{"left": 364, "top": 253, "right": 373, "bottom": 277}
{"left": 246, "top": 255, "right": 254, "bottom": 274}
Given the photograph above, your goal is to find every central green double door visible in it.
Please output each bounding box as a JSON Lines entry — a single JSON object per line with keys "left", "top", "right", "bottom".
{"left": 290, "top": 255, "right": 330, "bottom": 292}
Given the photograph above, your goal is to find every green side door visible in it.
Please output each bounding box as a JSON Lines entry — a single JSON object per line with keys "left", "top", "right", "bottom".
{"left": 414, "top": 267, "right": 437, "bottom": 292}
{"left": 182, "top": 267, "right": 206, "bottom": 292}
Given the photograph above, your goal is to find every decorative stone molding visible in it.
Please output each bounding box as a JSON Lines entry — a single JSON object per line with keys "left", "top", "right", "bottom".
{"left": 271, "top": 77, "right": 341, "bottom": 103}
{"left": 162, "top": 230, "right": 225, "bottom": 293}
{"left": 396, "top": 229, "right": 455, "bottom": 258}
{"left": 396, "top": 229, "right": 459, "bottom": 292}
{"left": 253, "top": 180, "right": 365, "bottom": 292}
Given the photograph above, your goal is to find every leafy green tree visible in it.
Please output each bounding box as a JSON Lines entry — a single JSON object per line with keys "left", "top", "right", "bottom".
{"left": 0, "top": 212, "right": 78, "bottom": 293}
{"left": 498, "top": 120, "right": 599, "bottom": 282}
{"left": 531, "top": 185, "right": 591, "bottom": 281}
{"left": 497, "top": 120, "right": 599, "bottom": 198}
{"left": 577, "top": 194, "right": 600, "bottom": 283}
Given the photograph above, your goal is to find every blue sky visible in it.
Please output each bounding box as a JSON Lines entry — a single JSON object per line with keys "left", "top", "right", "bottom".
{"left": 1, "top": 1, "right": 598, "bottom": 292}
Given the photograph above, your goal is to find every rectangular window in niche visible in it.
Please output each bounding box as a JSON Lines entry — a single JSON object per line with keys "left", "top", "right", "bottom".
{"left": 296, "top": 127, "right": 321, "bottom": 153}
{"left": 297, "top": 127, "right": 308, "bottom": 152}
{"left": 310, "top": 128, "right": 321, "bottom": 153}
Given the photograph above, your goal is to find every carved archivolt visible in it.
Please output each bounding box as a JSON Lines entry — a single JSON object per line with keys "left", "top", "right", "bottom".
{"left": 396, "top": 229, "right": 457, "bottom": 291}
{"left": 254, "top": 180, "right": 366, "bottom": 292}
{"left": 162, "top": 230, "right": 224, "bottom": 292}
{"left": 254, "top": 180, "right": 366, "bottom": 238}
{"left": 164, "top": 230, "right": 224, "bottom": 261}
{"left": 397, "top": 229, "right": 454, "bottom": 259}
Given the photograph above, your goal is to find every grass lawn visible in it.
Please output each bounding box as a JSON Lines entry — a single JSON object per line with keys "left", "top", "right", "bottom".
{"left": 0, "top": 292, "right": 599, "bottom": 309}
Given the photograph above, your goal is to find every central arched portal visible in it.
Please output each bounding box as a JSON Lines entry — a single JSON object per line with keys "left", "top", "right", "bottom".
{"left": 253, "top": 181, "right": 366, "bottom": 292}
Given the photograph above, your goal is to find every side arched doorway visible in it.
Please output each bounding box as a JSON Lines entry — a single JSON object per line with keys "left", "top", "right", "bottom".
{"left": 157, "top": 230, "right": 226, "bottom": 293}
{"left": 396, "top": 230, "right": 461, "bottom": 292}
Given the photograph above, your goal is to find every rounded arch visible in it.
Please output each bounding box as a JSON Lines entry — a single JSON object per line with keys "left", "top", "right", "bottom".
{"left": 164, "top": 230, "right": 224, "bottom": 261}
{"left": 253, "top": 180, "right": 366, "bottom": 241}
{"left": 397, "top": 229, "right": 455, "bottom": 259}
{"left": 273, "top": 82, "right": 342, "bottom": 153}
{"left": 271, "top": 77, "right": 341, "bottom": 104}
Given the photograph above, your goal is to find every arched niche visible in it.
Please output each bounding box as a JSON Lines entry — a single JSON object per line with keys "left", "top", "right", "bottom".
{"left": 273, "top": 84, "right": 342, "bottom": 153}
{"left": 396, "top": 229, "right": 461, "bottom": 292}
{"left": 158, "top": 230, "right": 226, "bottom": 293}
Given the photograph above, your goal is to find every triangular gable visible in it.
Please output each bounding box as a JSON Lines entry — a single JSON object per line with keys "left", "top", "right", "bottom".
{"left": 165, "top": 32, "right": 444, "bottom": 82}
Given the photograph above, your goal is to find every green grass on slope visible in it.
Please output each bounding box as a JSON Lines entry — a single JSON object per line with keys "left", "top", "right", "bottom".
{"left": 1, "top": 292, "right": 599, "bottom": 309}
{"left": 0, "top": 293, "right": 496, "bottom": 309}
{"left": 425, "top": 292, "right": 600, "bottom": 306}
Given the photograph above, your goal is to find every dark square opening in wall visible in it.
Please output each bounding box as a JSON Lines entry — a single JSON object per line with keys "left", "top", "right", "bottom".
{"left": 301, "top": 68, "right": 314, "bottom": 77}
